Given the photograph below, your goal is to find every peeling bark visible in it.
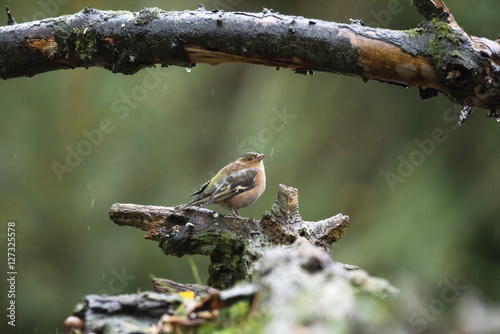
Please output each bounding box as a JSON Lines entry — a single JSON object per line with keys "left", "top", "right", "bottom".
{"left": 1, "top": 3, "right": 499, "bottom": 115}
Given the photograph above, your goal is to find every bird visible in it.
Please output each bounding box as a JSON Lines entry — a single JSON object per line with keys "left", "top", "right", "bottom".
{"left": 174, "top": 152, "right": 266, "bottom": 217}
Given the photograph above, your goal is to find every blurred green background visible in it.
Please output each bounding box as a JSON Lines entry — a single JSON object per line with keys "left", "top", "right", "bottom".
{"left": 1, "top": 0, "right": 500, "bottom": 333}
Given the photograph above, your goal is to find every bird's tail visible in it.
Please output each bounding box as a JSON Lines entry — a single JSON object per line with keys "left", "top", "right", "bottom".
{"left": 171, "top": 202, "right": 191, "bottom": 214}
{"left": 171, "top": 197, "right": 205, "bottom": 214}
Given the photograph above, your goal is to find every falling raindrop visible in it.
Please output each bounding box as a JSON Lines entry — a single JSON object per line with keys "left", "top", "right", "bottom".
{"left": 91, "top": 198, "right": 95, "bottom": 208}
{"left": 88, "top": 225, "right": 91, "bottom": 231}
{"left": 271, "top": 147, "right": 274, "bottom": 157}
{"left": 164, "top": 84, "right": 168, "bottom": 90}
{"left": 211, "top": 89, "right": 215, "bottom": 95}
{"left": 186, "top": 67, "right": 192, "bottom": 72}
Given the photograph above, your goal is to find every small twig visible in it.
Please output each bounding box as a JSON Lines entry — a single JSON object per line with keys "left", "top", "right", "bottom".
{"left": 152, "top": 277, "right": 218, "bottom": 296}
{"left": 5, "top": 6, "right": 16, "bottom": 25}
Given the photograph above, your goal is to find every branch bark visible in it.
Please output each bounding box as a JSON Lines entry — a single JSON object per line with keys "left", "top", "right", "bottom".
{"left": 1, "top": 3, "right": 499, "bottom": 115}
{"left": 109, "top": 184, "right": 349, "bottom": 288}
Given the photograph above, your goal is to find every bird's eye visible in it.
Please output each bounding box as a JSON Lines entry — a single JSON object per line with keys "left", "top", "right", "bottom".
{"left": 247, "top": 157, "right": 253, "bottom": 161}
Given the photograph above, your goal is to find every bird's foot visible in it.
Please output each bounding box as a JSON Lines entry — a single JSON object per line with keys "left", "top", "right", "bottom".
{"left": 230, "top": 209, "right": 243, "bottom": 219}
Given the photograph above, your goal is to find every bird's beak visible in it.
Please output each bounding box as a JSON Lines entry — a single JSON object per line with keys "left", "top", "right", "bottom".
{"left": 257, "top": 153, "right": 265, "bottom": 161}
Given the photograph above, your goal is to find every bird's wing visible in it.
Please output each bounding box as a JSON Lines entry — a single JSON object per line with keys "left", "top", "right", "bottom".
{"left": 206, "top": 167, "right": 259, "bottom": 205}
{"left": 187, "top": 179, "right": 211, "bottom": 197}
{"left": 173, "top": 178, "right": 212, "bottom": 211}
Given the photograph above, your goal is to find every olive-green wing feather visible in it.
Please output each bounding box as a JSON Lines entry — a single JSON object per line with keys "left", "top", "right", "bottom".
{"left": 204, "top": 168, "right": 259, "bottom": 205}
{"left": 187, "top": 179, "right": 211, "bottom": 197}
{"left": 174, "top": 167, "right": 258, "bottom": 212}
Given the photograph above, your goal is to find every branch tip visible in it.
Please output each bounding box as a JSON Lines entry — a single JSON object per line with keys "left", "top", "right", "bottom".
{"left": 434, "top": 0, "right": 451, "bottom": 14}
{"left": 414, "top": 0, "right": 450, "bottom": 21}
{"left": 5, "top": 6, "right": 16, "bottom": 25}
{"left": 270, "top": 184, "right": 300, "bottom": 219}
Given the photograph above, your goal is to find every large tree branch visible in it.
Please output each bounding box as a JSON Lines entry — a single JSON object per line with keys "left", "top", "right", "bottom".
{"left": 1, "top": 2, "right": 499, "bottom": 115}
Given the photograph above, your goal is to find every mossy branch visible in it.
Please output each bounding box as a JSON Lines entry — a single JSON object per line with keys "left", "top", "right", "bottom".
{"left": 1, "top": 3, "right": 500, "bottom": 116}
{"left": 109, "top": 184, "right": 349, "bottom": 288}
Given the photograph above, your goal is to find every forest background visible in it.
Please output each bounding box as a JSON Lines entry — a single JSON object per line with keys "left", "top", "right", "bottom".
{"left": 1, "top": 0, "right": 500, "bottom": 333}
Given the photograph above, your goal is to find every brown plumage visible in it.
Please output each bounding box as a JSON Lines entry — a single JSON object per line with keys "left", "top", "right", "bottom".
{"left": 175, "top": 152, "right": 266, "bottom": 217}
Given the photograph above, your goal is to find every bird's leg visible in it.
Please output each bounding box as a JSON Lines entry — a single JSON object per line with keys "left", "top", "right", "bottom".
{"left": 231, "top": 209, "right": 243, "bottom": 219}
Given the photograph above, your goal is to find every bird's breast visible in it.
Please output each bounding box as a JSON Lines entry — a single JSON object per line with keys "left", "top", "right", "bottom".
{"left": 220, "top": 169, "right": 266, "bottom": 210}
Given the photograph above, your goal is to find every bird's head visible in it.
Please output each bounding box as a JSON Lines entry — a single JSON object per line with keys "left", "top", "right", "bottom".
{"left": 237, "top": 152, "right": 265, "bottom": 168}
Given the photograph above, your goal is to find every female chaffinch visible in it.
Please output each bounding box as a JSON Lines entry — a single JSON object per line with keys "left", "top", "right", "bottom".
{"left": 175, "top": 152, "right": 266, "bottom": 217}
